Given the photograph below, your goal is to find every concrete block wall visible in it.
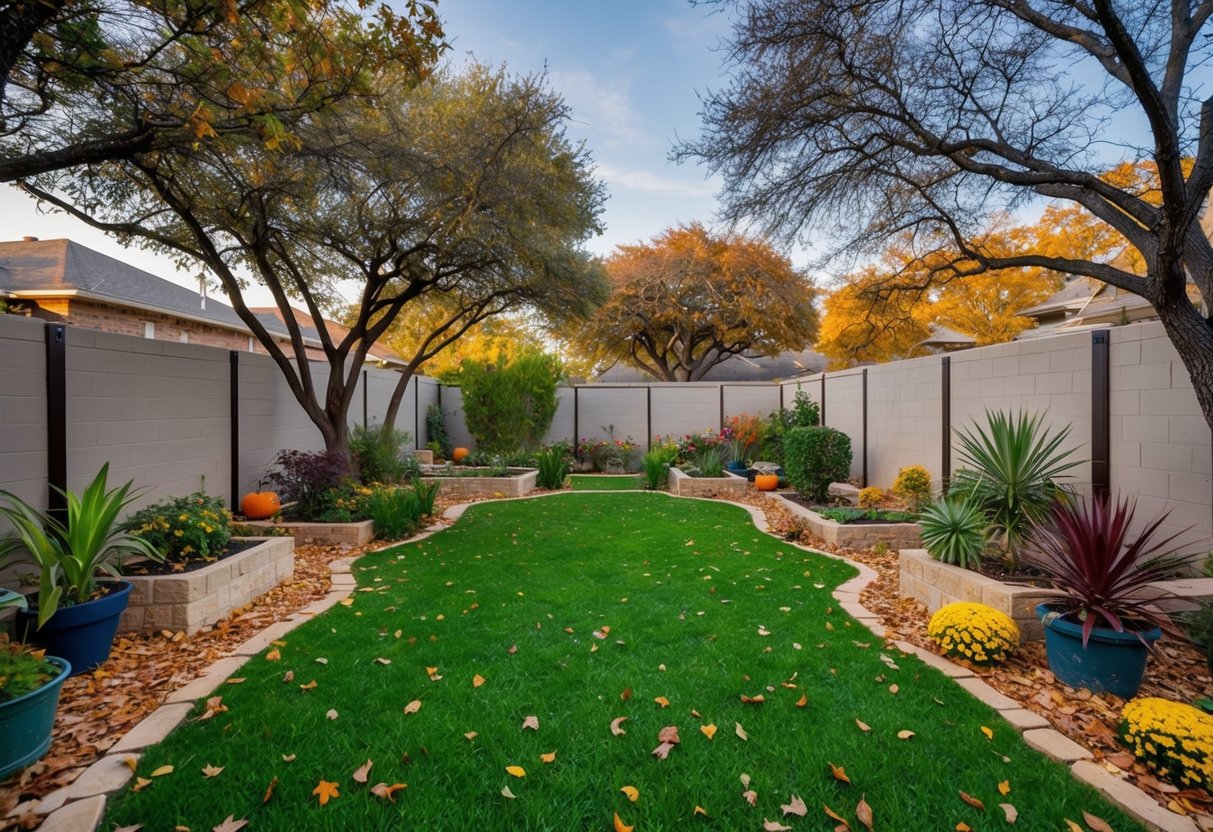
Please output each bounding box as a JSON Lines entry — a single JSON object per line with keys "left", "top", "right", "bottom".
{"left": 864, "top": 355, "right": 944, "bottom": 488}
{"left": 0, "top": 315, "right": 49, "bottom": 509}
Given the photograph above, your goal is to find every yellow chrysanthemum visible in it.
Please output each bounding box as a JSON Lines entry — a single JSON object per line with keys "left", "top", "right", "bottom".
{"left": 1121, "top": 698, "right": 1213, "bottom": 790}
{"left": 926, "top": 602, "right": 1019, "bottom": 667}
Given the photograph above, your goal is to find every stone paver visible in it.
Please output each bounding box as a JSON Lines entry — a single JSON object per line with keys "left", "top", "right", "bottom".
{"left": 38, "top": 795, "right": 106, "bottom": 832}
{"left": 954, "top": 676, "right": 1021, "bottom": 711}
{"left": 59, "top": 753, "right": 139, "bottom": 801}
{"left": 892, "top": 641, "right": 974, "bottom": 678}
{"left": 108, "top": 703, "right": 194, "bottom": 754}
{"left": 231, "top": 620, "right": 302, "bottom": 657}
{"left": 1022, "top": 728, "right": 1093, "bottom": 762}
{"left": 165, "top": 656, "right": 250, "bottom": 701}
{"left": 838, "top": 600, "right": 873, "bottom": 619}
{"left": 1071, "top": 760, "right": 1199, "bottom": 832}
{"left": 999, "top": 708, "right": 1050, "bottom": 731}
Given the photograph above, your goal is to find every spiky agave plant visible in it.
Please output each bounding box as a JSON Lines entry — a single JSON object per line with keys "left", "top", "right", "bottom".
{"left": 1022, "top": 493, "right": 1191, "bottom": 646}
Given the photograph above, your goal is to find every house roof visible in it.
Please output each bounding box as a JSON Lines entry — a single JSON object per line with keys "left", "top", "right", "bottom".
{"left": 1016, "top": 277, "right": 1100, "bottom": 318}
{"left": 250, "top": 307, "right": 405, "bottom": 367}
{"left": 917, "top": 324, "right": 976, "bottom": 349}
{"left": 595, "top": 348, "right": 826, "bottom": 383}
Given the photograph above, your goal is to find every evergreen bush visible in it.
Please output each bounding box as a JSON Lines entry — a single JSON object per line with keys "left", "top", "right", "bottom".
{"left": 783, "top": 426, "right": 851, "bottom": 501}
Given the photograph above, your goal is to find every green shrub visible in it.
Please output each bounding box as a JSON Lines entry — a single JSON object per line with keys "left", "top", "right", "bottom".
{"left": 643, "top": 449, "right": 672, "bottom": 489}
{"left": 458, "top": 352, "right": 561, "bottom": 455}
{"left": 535, "top": 445, "right": 570, "bottom": 489}
{"left": 412, "top": 478, "right": 440, "bottom": 516}
{"left": 784, "top": 426, "right": 852, "bottom": 501}
{"left": 365, "top": 486, "right": 422, "bottom": 540}
{"left": 789, "top": 388, "right": 820, "bottom": 428}
{"left": 425, "top": 405, "right": 452, "bottom": 457}
{"left": 126, "top": 492, "right": 232, "bottom": 562}
{"left": 349, "top": 423, "right": 413, "bottom": 485}
{"left": 264, "top": 449, "right": 353, "bottom": 521}
{"left": 892, "top": 465, "right": 932, "bottom": 509}
{"left": 0, "top": 635, "right": 59, "bottom": 703}
{"left": 690, "top": 445, "right": 726, "bottom": 478}
{"left": 816, "top": 507, "right": 917, "bottom": 523}
{"left": 919, "top": 496, "right": 988, "bottom": 570}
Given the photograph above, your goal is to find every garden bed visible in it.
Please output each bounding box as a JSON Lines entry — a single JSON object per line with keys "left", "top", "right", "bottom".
{"left": 774, "top": 493, "right": 922, "bottom": 549}
{"left": 119, "top": 537, "right": 295, "bottom": 635}
{"left": 667, "top": 466, "right": 747, "bottom": 497}
{"left": 419, "top": 466, "right": 538, "bottom": 498}
{"left": 238, "top": 518, "right": 375, "bottom": 546}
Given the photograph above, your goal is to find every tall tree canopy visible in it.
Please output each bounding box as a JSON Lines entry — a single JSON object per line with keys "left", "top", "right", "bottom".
{"left": 681, "top": 1, "right": 1213, "bottom": 429}
{"left": 579, "top": 223, "right": 818, "bottom": 381}
{"left": 0, "top": 0, "right": 442, "bottom": 182}
{"left": 22, "top": 64, "right": 607, "bottom": 461}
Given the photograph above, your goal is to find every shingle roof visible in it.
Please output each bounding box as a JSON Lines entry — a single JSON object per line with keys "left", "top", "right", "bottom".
{"left": 596, "top": 348, "right": 826, "bottom": 383}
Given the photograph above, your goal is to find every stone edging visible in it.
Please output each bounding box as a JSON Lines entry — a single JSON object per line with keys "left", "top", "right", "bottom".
{"left": 28, "top": 491, "right": 1194, "bottom": 832}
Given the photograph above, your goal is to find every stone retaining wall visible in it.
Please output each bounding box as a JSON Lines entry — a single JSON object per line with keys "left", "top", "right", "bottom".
{"left": 420, "top": 468, "right": 538, "bottom": 499}
{"left": 774, "top": 495, "right": 922, "bottom": 550}
{"left": 120, "top": 537, "right": 294, "bottom": 634}
{"left": 667, "top": 467, "right": 747, "bottom": 497}
{"left": 239, "top": 519, "right": 374, "bottom": 546}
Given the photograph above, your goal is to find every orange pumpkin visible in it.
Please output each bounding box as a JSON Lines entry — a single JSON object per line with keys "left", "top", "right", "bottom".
{"left": 754, "top": 474, "right": 779, "bottom": 492}
{"left": 452, "top": 447, "right": 470, "bottom": 463}
{"left": 240, "top": 490, "right": 280, "bottom": 520}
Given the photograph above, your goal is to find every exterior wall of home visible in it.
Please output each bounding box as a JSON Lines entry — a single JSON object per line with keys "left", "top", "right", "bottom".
{"left": 28, "top": 297, "right": 257, "bottom": 352}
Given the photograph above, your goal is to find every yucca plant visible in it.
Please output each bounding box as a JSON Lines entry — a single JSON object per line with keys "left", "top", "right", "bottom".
{"left": 535, "top": 446, "right": 570, "bottom": 490}
{"left": 1021, "top": 493, "right": 1191, "bottom": 646}
{"left": 642, "top": 448, "right": 673, "bottom": 489}
{"left": 691, "top": 446, "right": 726, "bottom": 478}
{"left": 919, "top": 496, "right": 989, "bottom": 570}
{"left": 949, "top": 410, "right": 1079, "bottom": 560}
{"left": 410, "top": 478, "right": 441, "bottom": 516}
{"left": 0, "top": 464, "right": 161, "bottom": 628}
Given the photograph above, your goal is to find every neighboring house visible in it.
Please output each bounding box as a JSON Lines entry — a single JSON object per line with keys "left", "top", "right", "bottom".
{"left": 595, "top": 348, "right": 827, "bottom": 383}
{"left": 915, "top": 324, "right": 976, "bottom": 354}
{"left": 1015, "top": 276, "right": 1200, "bottom": 339}
{"left": 0, "top": 237, "right": 402, "bottom": 366}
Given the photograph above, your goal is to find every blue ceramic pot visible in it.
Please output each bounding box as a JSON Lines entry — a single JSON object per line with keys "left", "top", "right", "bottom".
{"left": 0, "top": 656, "right": 70, "bottom": 779}
{"left": 1036, "top": 603, "right": 1160, "bottom": 699}
{"left": 16, "top": 581, "right": 133, "bottom": 675}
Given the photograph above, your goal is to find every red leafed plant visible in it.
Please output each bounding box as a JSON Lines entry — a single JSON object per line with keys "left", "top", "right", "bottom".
{"left": 1021, "top": 493, "right": 1192, "bottom": 646}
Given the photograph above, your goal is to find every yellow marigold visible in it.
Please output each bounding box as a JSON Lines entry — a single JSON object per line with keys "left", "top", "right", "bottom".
{"left": 1121, "top": 698, "right": 1213, "bottom": 790}
{"left": 926, "top": 602, "right": 1019, "bottom": 667}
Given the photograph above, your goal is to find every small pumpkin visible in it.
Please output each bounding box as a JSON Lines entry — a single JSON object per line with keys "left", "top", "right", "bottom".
{"left": 754, "top": 473, "right": 779, "bottom": 492}
{"left": 240, "top": 490, "right": 280, "bottom": 520}
{"left": 452, "top": 447, "right": 470, "bottom": 464}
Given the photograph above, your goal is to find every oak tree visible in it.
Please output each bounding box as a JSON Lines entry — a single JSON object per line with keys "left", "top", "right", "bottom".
{"left": 581, "top": 223, "right": 818, "bottom": 381}
{"left": 682, "top": 1, "right": 1213, "bottom": 429}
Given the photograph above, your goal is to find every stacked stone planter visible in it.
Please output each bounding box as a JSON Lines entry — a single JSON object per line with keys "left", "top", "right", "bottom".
{"left": 419, "top": 467, "right": 538, "bottom": 499}
{"left": 667, "top": 467, "right": 747, "bottom": 497}
{"left": 119, "top": 537, "right": 294, "bottom": 634}
{"left": 772, "top": 494, "right": 922, "bottom": 550}
{"left": 238, "top": 519, "right": 374, "bottom": 546}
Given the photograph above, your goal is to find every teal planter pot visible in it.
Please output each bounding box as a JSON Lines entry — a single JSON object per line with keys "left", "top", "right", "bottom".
{"left": 15, "top": 581, "right": 133, "bottom": 675}
{"left": 0, "top": 656, "right": 70, "bottom": 780}
{"left": 726, "top": 461, "right": 748, "bottom": 473}
{"left": 1037, "top": 603, "right": 1160, "bottom": 699}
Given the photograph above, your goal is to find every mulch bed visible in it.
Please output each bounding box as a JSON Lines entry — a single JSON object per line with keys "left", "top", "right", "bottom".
{"left": 723, "top": 488, "right": 1213, "bottom": 824}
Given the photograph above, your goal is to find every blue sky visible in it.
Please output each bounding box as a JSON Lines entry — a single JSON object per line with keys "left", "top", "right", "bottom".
{"left": 0, "top": 0, "right": 744, "bottom": 304}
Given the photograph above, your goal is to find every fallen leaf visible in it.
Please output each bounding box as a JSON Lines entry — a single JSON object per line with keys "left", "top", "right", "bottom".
{"left": 326, "top": 708, "right": 339, "bottom": 720}
{"left": 370, "top": 782, "right": 406, "bottom": 802}
{"left": 505, "top": 765, "right": 526, "bottom": 778}
{"left": 959, "top": 791, "right": 985, "bottom": 811}
{"left": 1083, "top": 812, "right": 1114, "bottom": 832}
{"left": 829, "top": 762, "right": 851, "bottom": 784}
{"left": 540, "top": 751, "right": 556, "bottom": 764}
{"left": 620, "top": 687, "right": 632, "bottom": 701}
{"left": 265, "top": 648, "right": 281, "bottom": 661}
{"left": 281, "top": 754, "right": 296, "bottom": 763}
{"left": 353, "top": 759, "right": 373, "bottom": 783}
{"left": 339, "top": 598, "right": 354, "bottom": 607}
{"left": 999, "top": 803, "right": 1018, "bottom": 823}
{"left": 507, "top": 644, "right": 518, "bottom": 655}
{"left": 824, "top": 803, "right": 851, "bottom": 830}
{"left": 1063, "top": 821, "right": 1083, "bottom": 832}
{"left": 151, "top": 765, "right": 174, "bottom": 778}
{"left": 980, "top": 726, "right": 993, "bottom": 741}
{"left": 610, "top": 716, "right": 629, "bottom": 736}
{"left": 741, "top": 773, "right": 752, "bottom": 788}
{"left": 855, "top": 719, "right": 871, "bottom": 733}
{"left": 131, "top": 777, "right": 152, "bottom": 792}
{"left": 795, "top": 694, "right": 808, "bottom": 708}
{"left": 374, "top": 657, "right": 391, "bottom": 666}
{"left": 122, "top": 756, "right": 138, "bottom": 772}
{"left": 654, "top": 696, "right": 670, "bottom": 708}
{"left": 735, "top": 722, "right": 749, "bottom": 741}
{"left": 897, "top": 730, "right": 915, "bottom": 740}
{"left": 763, "top": 821, "right": 792, "bottom": 831}
{"left": 313, "top": 780, "right": 340, "bottom": 806}
{"left": 743, "top": 789, "right": 758, "bottom": 806}
{"left": 621, "top": 785, "right": 639, "bottom": 802}
{"left": 694, "top": 805, "right": 708, "bottom": 816}
{"left": 263, "top": 775, "right": 279, "bottom": 803}
{"left": 781, "top": 794, "right": 808, "bottom": 817}
{"left": 614, "top": 812, "right": 634, "bottom": 832}
{"left": 741, "top": 694, "right": 765, "bottom": 704}
{"left": 315, "top": 657, "right": 328, "bottom": 665}
{"left": 201, "top": 764, "right": 224, "bottom": 778}
{"left": 299, "top": 679, "right": 317, "bottom": 692}
{"left": 464, "top": 731, "right": 478, "bottom": 741}
{"left": 425, "top": 666, "right": 439, "bottom": 675}
{"left": 473, "top": 674, "right": 486, "bottom": 688}
{"left": 652, "top": 741, "right": 676, "bottom": 759}
{"left": 212, "top": 816, "right": 248, "bottom": 832}
{"left": 956, "top": 824, "right": 972, "bottom": 832}
{"left": 856, "top": 795, "right": 874, "bottom": 831}
{"left": 403, "top": 699, "right": 422, "bottom": 715}
{"left": 658, "top": 725, "right": 681, "bottom": 745}
{"left": 522, "top": 715, "right": 540, "bottom": 731}
{"left": 700, "top": 723, "right": 717, "bottom": 740}
{"left": 997, "top": 780, "right": 1010, "bottom": 796}
{"left": 501, "top": 786, "right": 516, "bottom": 799}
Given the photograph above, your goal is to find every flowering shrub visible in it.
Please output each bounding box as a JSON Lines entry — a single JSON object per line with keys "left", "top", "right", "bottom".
{"left": 926, "top": 602, "right": 1019, "bottom": 666}
{"left": 857, "top": 486, "right": 885, "bottom": 509}
{"left": 655, "top": 429, "right": 727, "bottom": 466}
{"left": 1121, "top": 697, "right": 1213, "bottom": 790}
{"left": 265, "top": 449, "right": 353, "bottom": 520}
{"left": 576, "top": 436, "right": 640, "bottom": 472}
{"left": 893, "top": 465, "right": 932, "bottom": 508}
{"left": 723, "top": 414, "right": 766, "bottom": 463}
{"left": 126, "top": 493, "right": 232, "bottom": 562}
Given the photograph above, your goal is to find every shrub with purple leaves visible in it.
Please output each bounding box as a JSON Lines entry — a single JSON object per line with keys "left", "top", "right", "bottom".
{"left": 264, "top": 449, "right": 353, "bottom": 521}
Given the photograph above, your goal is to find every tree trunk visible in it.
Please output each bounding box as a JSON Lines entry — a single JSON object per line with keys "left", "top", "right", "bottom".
{"left": 1154, "top": 292, "right": 1213, "bottom": 435}
{"left": 382, "top": 366, "right": 420, "bottom": 438}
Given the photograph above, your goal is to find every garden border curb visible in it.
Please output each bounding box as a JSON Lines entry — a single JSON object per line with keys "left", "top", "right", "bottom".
{"left": 28, "top": 489, "right": 1196, "bottom": 832}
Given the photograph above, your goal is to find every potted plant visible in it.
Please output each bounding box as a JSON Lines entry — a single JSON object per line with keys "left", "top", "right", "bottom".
{"left": 0, "top": 465, "right": 162, "bottom": 674}
{"left": 1022, "top": 493, "right": 1191, "bottom": 699}
{"left": 0, "top": 590, "right": 71, "bottom": 779}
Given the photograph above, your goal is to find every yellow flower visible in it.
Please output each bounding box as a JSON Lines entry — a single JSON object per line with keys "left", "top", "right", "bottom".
{"left": 926, "top": 602, "right": 1019, "bottom": 667}
{"left": 1121, "top": 698, "right": 1213, "bottom": 790}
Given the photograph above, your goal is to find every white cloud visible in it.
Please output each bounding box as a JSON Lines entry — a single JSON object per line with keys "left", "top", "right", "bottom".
{"left": 548, "top": 68, "right": 646, "bottom": 146}
{"left": 595, "top": 163, "right": 718, "bottom": 198}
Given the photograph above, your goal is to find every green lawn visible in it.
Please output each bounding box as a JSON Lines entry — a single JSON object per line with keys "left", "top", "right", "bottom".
{"left": 570, "top": 474, "right": 645, "bottom": 490}
{"left": 104, "top": 493, "right": 1140, "bottom": 831}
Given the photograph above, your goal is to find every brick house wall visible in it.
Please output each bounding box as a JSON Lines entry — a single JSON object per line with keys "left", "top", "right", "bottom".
{"left": 21, "top": 298, "right": 264, "bottom": 352}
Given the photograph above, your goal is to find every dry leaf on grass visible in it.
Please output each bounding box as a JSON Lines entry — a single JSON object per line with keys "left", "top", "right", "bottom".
{"left": 370, "top": 782, "right": 406, "bottom": 802}
{"left": 896, "top": 730, "right": 915, "bottom": 740}
{"left": 522, "top": 715, "right": 540, "bottom": 731}
{"left": 998, "top": 780, "right": 1010, "bottom": 796}
{"left": 614, "top": 812, "right": 634, "bottom": 832}
{"left": 796, "top": 693, "right": 808, "bottom": 708}
{"left": 403, "top": 699, "right": 422, "bottom": 715}
{"left": 312, "top": 780, "right": 340, "bottom": 805}
{"left": 326, "top": 709, "right": 339, "bottom": 720}
{"left": 620, "top": 785, "right": 639, "bottom": 802}
{"left": 1083, "top": 812, "right": 1115, "bottom": 832}
{"left": 654, "top": 696, "right": 670, "bottom": 708}
{"left": 473, "top": 674, "right": 486, "bottom": 688}
{"left": 829, "top": 762, "right": 851, "bottom": 785}
{"left": 610, "top": 716, "right": 629, "bottom": 736}
{"left": 501, "top": 785, "right": 516, "bottom": 799}
{"left": 999, "top": 803, "right": 1018, "bottom": 823}
{"left": 855, "top": 719, "right": 871, "bottom": 733}
{"left": 743, "top": 789, "right": 758, "bottom": 806}
{"left": 540, "top": 751, "right": 556, "bottom": 763}
{"left": 781, "top": 794, "right": 808, "bottom": 816}
{"left": 263, "top": 775, "right": 278, "bottom": 803}
{"left": 352, "top": 759, "right": 373, "bottom": 783}
{"left": 856, "top": 795, "right": 874, "bottom": 830}
{"left": 505, "top": 765, "right": 526, "bottom": 778}
{"left": 201, "top": 764, "right": 223, "bottom": 778}
{"left": 735, "top": 722, "right": 749, "bottom": 741}
{"left": 763, "top": 821, "right": 792, "bottom": 831}
{"left": 658, "top": 726, "right": 681, "bottom": 744}
{"left": 212, "top": 816, "right": 248, "bottom": 832}
{"left": 959, "top": 791, "right": 985, "bottom": 811}
{"left": 823, "top": 803, "right": 851, "bottom": 830}
{"left": 700, "top": 723, "right": 717, "bottom": 740}
{"left": 150, "top": 765, "right": 174, "bottom": 777}
{"left": 652, "top": 741, "right": 676, "bottom": 760}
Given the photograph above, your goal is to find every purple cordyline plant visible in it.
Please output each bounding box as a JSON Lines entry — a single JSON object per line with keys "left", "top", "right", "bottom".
{"left": 1021, "top": 493, "right": 1192, "bottom": 647}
